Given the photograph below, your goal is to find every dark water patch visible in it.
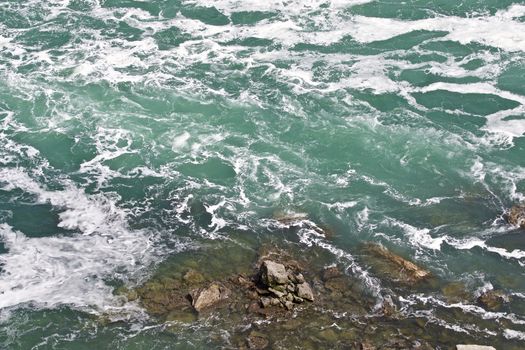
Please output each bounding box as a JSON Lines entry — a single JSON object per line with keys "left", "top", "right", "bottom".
{"left": 413, "top": 90, "right": 521, "bottom": 116}
{"left": 402, "top": 52, "right": 449, "bottom": 64}
{"left": 180, "top": 6, "right": 230, "bottom": 26}
{"left": 487, "top": 231, "right": 525, "bottom": 251}
{"left": 153, "top": 26, "right": 192, "bottom": 50}
{"left": 101, "top": 20, "right": 144, "bottom": 42}
{"left": 368, "top": 30, "right": 449, "bottom": 51}
{"left": 351, "top": 91, "right": 408, "bottom": 112}
{"left": 231, "top": 11, "right": 277, "bottom": 25}
{"left": 421, "top": 40, "right": 500, "bottom": 60}
{"left": 461, "top": 58, "right": 487, "bottom": 70}
{"left": 498, "top": 63, "right": 525, "bottom": 96}
{"left": 396, "top": 69, "right": 483, "bottom": 87}
{"left": 0, "top": 9, "right": 31, "bottom": 29}
{"left": 15, "top": 29, "right": 72, "bottom": 51}
{"left": 4, "top": 203, "right": 69, "bottom": 238}
{"left": 226, "top": 37, "right": 275, "bottom": 47}
{"left": 178, "top": 158, "right": 236, "bottom": 187}
{"left": 348, "top": 0, "right": 517, "bottom": 19}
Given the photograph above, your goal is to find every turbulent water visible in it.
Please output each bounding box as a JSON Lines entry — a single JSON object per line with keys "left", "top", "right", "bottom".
{"left": 1, "top": 0, "right": 525, "bottom": 348}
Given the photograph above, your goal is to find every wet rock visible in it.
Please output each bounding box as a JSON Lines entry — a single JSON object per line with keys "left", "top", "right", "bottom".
{"left": 456, "top": 345, "right": 496, "bottom": 350}
{"left": 165, "top": 309, "right": 197, "bottom": 323}
{"left": 247, "top": 330, "right": 269, "bottom": 349}
{"left": 477, "top": 290, "right": 508, "bottom": 311}
{"left": 364, "top": 243, "right": 431, "bottom": 284}
{"left": 191, "top": 283, "right": 230, "bottom": 312}
{"left": 322, "top": 266, "right": 342, "bottom": 281}
{"left": 442, "top": 282, "right": 472, "bottom": 303}
{"left": 261, "top": 260, "right": 289, "bottom": 287}
{"left": 507, "top": 204, "right": 525, "bottom": 228}
{"left": 268, "top": 287, "right": 286, "bottom": 298}
{"left": 296, "top": 282, "right": 314, "bottom": 301}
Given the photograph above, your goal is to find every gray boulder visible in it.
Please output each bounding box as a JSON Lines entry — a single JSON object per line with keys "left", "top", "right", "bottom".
{"left": 296, "top": 282, "right": 314, "bottom": 301}
{"left": 261, "top": 260, "right": 289, "bottom": 287}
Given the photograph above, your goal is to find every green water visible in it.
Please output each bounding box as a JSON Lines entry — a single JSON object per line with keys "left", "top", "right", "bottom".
{"left": 1, "top": 0, "right": 525, "bottom": 348}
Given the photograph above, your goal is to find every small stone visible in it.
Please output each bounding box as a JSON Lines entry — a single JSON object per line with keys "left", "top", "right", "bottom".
{"left": 270, "top": 298, "right": 280, "bottom": 306}
{"left": 295, "top": 273, "right": 305, "bottom": 284}
{"left": 293, "top": 295, "right": 304, "bottom": 303}
{"left": 284, "top": 300, "right": 294, "bottom": 310}
{"left": 287, "top": 284, "right": 295, "bottom": 292}
{"left": 296, "top": 282, "right": 314, "bottom": 301}
{"left": 260, "top": 260, "right": 289, "bottom": 287}
{"left": 268, "top": 287, "right": 286, "bottom": 298}
{"left": 286, "top": 293, "right": 294, "bottom": 301}
{"left": 260, "top": 297, "right": 272, "bottom": 308}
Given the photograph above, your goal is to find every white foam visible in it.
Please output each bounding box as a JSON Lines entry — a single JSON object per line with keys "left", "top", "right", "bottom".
{"left": 0, "top": 168, "right": 162, "bottom": 312}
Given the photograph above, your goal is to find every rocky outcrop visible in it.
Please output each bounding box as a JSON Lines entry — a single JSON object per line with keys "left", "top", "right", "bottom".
{"left": 191, "top": 283, "right": 230, "bottom": 312}
{"left": 256, "top": 260, "right": 315, "bottom": 310}
{"left": 364, "top": 243, "right": 431, "bottom": 284}
{"left": 507, "top": 204, "right": 525, "bottom": 228}
{"left": 477, "top": 290, "right": 508, "bottom": 311}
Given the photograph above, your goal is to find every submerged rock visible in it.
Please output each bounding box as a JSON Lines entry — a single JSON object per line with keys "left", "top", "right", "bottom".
{"left": 191, "top": 283, "right": 230, "bottom": 312}
{"left": 477, "top": 290, "right": 508, "bottom": 311}
{"left": 246, "top": 330, "right": 269, "bottom": 349}
{"left": 507, "top": 204, "right": 525, "bottom": 228}
{"left": 364, "top": 243, "right": 431, "bottom": 284}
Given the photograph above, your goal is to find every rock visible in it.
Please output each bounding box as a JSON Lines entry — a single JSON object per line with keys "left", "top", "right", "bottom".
{"left": 260, "top": 297, "right": 272, "bottom": 308}
{"left": 322, "top": 266, "right": 342, "bottom": 281}
{"left": 456, "top": 345, "right": 496, "bottom": 350}
{"left": 442, "top": 282, "right": 472, "bottom": 303}
{"left": 284, "top": 300, "right": 294, "bottom": 310}
{"left": 183, "top": 269, "right": 205, "bottom": 285}
{"left": 191, "top": 283, "right": 230, "bottom": 312}
{"left": 477, "top": 290, "right": 507, "bottom": 311}
{"left": 507, "top": 204, "right": 525, "bottom": 228}
{"left": 296, "top": 282, "right": 314, "bottom": 301}
{"left": 268, "top": 287, "right": 286, "bottom": 298}
{"left": 364, "top": 243, "right": 431, "bottom": 284}
{"left": 260, "top": 260, "right": 289, "bottom": 287}
{"left": 295, "top": 273, "right": 305, "bottom": 284}
{"left": 247, "top": 331, "right": 269, "bottom": 349}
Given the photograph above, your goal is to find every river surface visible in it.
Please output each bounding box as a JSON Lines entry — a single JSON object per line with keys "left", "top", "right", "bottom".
{"left": 1, "top": 0, "right": 525, "bottom": 349}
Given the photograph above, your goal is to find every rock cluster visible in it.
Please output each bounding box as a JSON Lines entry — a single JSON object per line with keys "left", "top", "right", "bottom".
{"left": 507, "top": 204, "right": 525, "bottom": 228}
{"left": 257, "top": 260, "right": 314, "bottom": 310}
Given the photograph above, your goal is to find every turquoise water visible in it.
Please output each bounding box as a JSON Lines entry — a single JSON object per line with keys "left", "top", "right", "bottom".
{"left": 1, "top": 0, "right": 525, "bottom": 348}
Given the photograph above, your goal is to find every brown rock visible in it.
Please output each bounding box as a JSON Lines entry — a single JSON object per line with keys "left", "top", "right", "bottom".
{"left": 507, "top": 204, "right": 525, "bottom": 228}
{"left": 322, "top": 266, "right": 342, "bottom": 281}
{"left": 247, "top": 331, "right": 269, "bottom": 349}
{"left": 191, "top": 283, "right": 230, "bottom": 312}
{"left": 477, "top": 290, "right": 508, "bottom": 311}
{"left": 364, "top": 243, "right": 431, "bottom": 284}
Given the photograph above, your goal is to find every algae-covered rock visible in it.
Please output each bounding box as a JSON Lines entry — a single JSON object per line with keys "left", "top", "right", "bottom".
{"left": 183, "top": 269, "right": 205, "bottom": 285}
{"left": 363, "top": 243, "right": 431, "bottom": 284}
{"left": 477, "top": 290, "right": 508, "bottom": 311}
